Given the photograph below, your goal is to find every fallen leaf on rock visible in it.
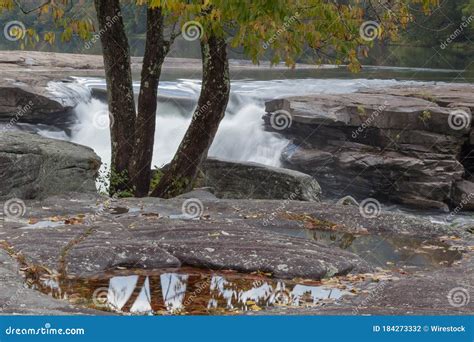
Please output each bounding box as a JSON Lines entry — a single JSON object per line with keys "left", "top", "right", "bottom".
{"left": 321, "top": 278, "right": 340, "bottom": 285}
{"left": 142, "top": 213, "right": 160, "bottom": 218}
{"left": 249, "top": 305, "right": 262, "bottom": 311}
{"left": 439, "top": 235, "right": 461, "bottom": 241}
{"left": 299, "top": 280, "right": 322, "bottom": 286}
{"left": 65, "top": 217, "right": 84, "bottom": 225}
{"left": 28, "top": 218, "right": 39, "bottom": 224}
{"left": 155, "top": 310, "right": 169, "bottom": 315}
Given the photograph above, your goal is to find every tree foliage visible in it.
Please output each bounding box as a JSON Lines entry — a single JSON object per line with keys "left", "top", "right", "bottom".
{"left": 1, "top": 0, "right": 442, "bottom": 69}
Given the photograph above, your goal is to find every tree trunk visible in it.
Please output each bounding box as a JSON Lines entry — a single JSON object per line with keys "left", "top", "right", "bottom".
{"left": 93, "top": 0, "right": 136, "bottom": 195}
{"left": 151, "top": 35, "right": 230, "bottom": 198}
{"left": 130, "top": 7, "right": 167, "bottom": 197}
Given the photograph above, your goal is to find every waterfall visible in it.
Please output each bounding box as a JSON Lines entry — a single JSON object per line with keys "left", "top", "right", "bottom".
{"left": 38, "top": 77, "right": 424, "bottom": 172}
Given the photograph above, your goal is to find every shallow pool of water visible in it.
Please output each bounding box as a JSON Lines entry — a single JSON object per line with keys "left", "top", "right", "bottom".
{"left": 266, "top": 227, "right": 463, "bottom": 269}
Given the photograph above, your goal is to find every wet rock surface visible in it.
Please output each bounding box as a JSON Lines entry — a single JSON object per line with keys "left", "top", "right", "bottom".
{"left": 258, "top": 255, "right": 474, "bottom": 315}
{"left": 0, "top": 249, "right": 103, "bottom": 315}
{"left": 0, "top": 191, "right": 472, "bottom": 315}
{"left": 0, "top": 132, "right": 101, "bottom": 199}
{"left": 265, "top": 85, "right": 474, "bottom": 210}
{"left": 0, "top": 193, "right": 371, "bottom": 280}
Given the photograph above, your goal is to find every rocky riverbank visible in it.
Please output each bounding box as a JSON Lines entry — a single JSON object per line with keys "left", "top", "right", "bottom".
{"left": 265, "top": 84, "right": 474, "bottom": 211}
{"left": 0, "top": 191, "right": 472, "bottom": 315}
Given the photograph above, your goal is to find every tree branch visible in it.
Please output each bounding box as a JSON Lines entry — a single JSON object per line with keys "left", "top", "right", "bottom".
{"left": 13, "top": 0, "right": 51, "bottom": 14}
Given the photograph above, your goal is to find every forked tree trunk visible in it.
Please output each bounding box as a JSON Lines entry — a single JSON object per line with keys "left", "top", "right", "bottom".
{"left": 151, "top": 35, "right": 230, "bottom": 198}
{"left": 93, "top": 0, "right": 136, "bottom": 195}
{"left": 130, "top": 7, "right": 167, "bottom": 197}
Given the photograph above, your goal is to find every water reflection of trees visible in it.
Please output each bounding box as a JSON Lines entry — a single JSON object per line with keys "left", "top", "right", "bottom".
{"left": 90, "top": 272, "right": 345, "bottom": 315}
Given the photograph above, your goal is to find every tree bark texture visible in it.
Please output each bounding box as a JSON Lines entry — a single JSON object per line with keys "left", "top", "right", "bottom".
{"left": 151, "top": 34, "right": 230, "bottom": 198}
{"left": 93, "top": 0, "right": 136, "bottom": 195}
{"left": 130, "top": 7, "right": 167, "bottom": 197}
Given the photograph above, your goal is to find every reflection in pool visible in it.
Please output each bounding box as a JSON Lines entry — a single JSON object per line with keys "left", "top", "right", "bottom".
{"left": 265, "top": 227, "right": 464, "bottom": 269}
{"left": 36, "top": 268, "right": 350, "bottom": 315}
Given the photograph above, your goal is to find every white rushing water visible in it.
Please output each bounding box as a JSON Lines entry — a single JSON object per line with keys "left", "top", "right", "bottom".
{"left": 39, "top": 77, "right": 425, "bottom": 170}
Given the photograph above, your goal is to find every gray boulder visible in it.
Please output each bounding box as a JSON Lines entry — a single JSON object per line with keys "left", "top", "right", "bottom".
{"left": 0, "top": 78, "right": 80, "bottom": 130}
{"left": 0, "top": 131, "right": 100, "bottom": 199}
{"left": 201, "top": 158, "right": 321, "bottom": 201}
{"left": 452, "top": 180, "right": 474, "bottom": 211}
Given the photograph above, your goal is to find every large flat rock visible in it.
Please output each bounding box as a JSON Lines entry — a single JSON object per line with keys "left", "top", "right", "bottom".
{"left": 359, "top": 83, "right": 474, "bottom": 112}
{"left": 1, "top": 192, "right": 472, "bottom": 315}
{"left": 2, "top": 197, "right": 370, "bottom": 280}
{"left": 265, "top": 93, "right": 471, "bottom": 135}
{"left": 0, "top": 193, "right": 405, "bottom": 281}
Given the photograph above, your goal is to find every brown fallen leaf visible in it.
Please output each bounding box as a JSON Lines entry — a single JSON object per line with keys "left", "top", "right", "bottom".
{"left": 65, "top": 217, "right": 84, "bottom": 225}
{"left": 142, "top": 212, "right": 160, "bottom": 217}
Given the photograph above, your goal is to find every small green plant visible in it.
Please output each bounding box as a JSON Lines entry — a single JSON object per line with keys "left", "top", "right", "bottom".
{"left": 150, "top": 167, "right": 164, "bottom": 190}
{"left": 357, "top": 105, "right": 367, "bottom": 117}
{"left": 416, "top": 92, "right": 436, "bottom": 102}
{"left": 96, "top": 164, "right": 134, "bottom": 197}
{"left": 419, "top": 110, "right": 432, "bottom": 125}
